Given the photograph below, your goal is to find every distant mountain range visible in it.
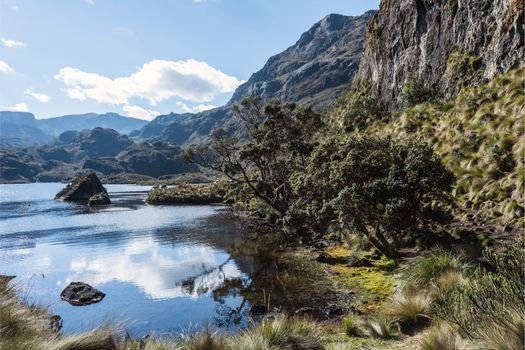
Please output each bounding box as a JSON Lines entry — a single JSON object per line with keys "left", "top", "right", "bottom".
{"left": 1, "top": 10, "right": 375, "bottom": 182}
{"left": 0, "top": 112, "right": 148, "bottom": 147}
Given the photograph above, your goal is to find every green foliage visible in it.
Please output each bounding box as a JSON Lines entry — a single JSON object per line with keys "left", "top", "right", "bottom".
{"left": 367, "top": 67, "right": 525, "bottom": 228}
{"left": 397, "top": 250, "right": 469, "bottom": 289}
{"left": 182, "top": 97, "right": 324, "bottom": 217}
{"left": 399, "top": 76, "right": 439, "bottom": 107}
{"left": 330, "top": 84, "right": 386, "bottom": 131}
{"left": 446, "top": 48, "right": 482, "bottom": 89}
{"left": 432, "top": 239, "right": 525, "bottom": 348}
{"left": 288, "top": 133, "right": 455, "bottom": 259}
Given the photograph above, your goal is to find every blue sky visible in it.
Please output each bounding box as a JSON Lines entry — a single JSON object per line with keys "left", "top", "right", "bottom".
{"left": 0, "top": 0, "right": 379, "bottom": 120}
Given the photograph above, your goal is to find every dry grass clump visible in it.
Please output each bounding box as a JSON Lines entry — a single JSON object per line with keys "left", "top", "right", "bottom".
{"left": 234, "top": 314, "right": 325, "bottom": 350}
{"left": 420, "top": 322, "right": 471, "bottom": 350}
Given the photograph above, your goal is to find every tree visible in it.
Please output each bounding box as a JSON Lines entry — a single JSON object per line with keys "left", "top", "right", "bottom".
{"left": 181, "top": 97, "right": 324, "bottom": 217}
{"left": 287, "top": 134, "right": 455, "bottom": 259}
{"left": 331, "top": 84, "right": 386, "bottom": 131}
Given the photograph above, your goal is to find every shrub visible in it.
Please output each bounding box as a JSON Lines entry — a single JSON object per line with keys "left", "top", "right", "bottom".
{"left": 332, "top": 84, "right": 386, "bottom": 131}
{"left": 399, "top": 76, "right": 440, "bottom": 107}
{"left": 397, "top": 250, "right": 468, "bottom": 289}
{"left": 432, "top": 239, "right": 525, "bottom": 347}
{"left": 289, "top": 134, "right": 455, "bottom": 260}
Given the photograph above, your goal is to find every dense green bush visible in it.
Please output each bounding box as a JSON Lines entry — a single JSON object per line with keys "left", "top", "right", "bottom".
{"left": 331, "top": 85, "right": 386, "bottom": 131}
{"left": 399, "top": 76, "right": 440, "bottom": 107}
{"left": 287, "top": 134, "right": 455, "bottom": 259}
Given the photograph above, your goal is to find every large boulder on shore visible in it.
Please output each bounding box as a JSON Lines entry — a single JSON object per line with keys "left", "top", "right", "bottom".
{"left": 88, "top": 192, "right": 111, "bottom": 206}
{"left": 60, "top": 282, "right": 105, "bottom": 306}
{"left": 55, "top": 171, "right": 107, "bottom": 201}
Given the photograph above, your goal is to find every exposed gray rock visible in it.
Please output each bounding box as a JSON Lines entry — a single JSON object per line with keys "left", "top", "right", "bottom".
{"left": 230, "top": 11, "right": 376, "bottom": 111}
{"left": 88, "top": 192, "right": 111, "bottom": 206}
{"left": 60, "top": 282, "right": 105, "bottom": 306}
{"left": 355, "top": 0, "right": 524, "bottom": 107}
{"left": 55, "top": 171, "right": 107, "bottom": 201}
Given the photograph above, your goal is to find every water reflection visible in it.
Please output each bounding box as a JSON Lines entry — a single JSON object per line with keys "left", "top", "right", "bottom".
{"left": 0, "top": 183, "right": 342, "bottom": 336}
{"left": 67, "top": 237, "right": 243, "bottom": 300}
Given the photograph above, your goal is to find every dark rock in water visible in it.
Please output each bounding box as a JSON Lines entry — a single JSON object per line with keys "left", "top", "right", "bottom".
{"left": 55, "top": 171, "right": 107, "bottom": 202}
{"left": 250, "top": 304, "right": 267, "bottom": 315}
{"left": 60, "top": 282, "right": 105, "bottom": 306}
{"left": 88, "top": 192, "right": 111, "bottom": 206}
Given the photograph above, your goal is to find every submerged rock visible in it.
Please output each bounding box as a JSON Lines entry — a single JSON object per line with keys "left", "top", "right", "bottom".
{"left": 55, "top": 171, "right": 107, "bottom": 202}
{"left": 88, "top": 192, "right": 111, "bottom": 206}
{"left": 60, "top": 282, "right": 105, "bottom": 306}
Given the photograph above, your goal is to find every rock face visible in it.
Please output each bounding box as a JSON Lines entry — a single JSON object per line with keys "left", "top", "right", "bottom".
{"left": 60, "top": 282, "right": 105, "bottom": 306}
{"left": 355, "top": 0, "right": 524, "bottom": 107}
{"left": 230, "top": 11, "right": 375, "bottom": 111}
{"left": 55, "top": 171, "right": 107, "bottom": 201}
{"left": 88, "top": 192, "right": 111, "bottom": 206}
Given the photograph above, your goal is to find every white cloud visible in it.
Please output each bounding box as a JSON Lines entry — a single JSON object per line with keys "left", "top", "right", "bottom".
{"left": 123, "top": 104, "right": 159, "bottom": 120}
{"left": 176, "top": 101, "right": 216, "bottom": 113}
{"left": 67, "top": 237, "right": 243, "bottom": 299}
{"left": 193, "top": 104, "right": 216, "bottom": 112}
{"left": 84, "top": 0, "right": 95, "bottom": 5}
{"left": 0, "top": 103, "right": 29, "bottom": 112}
{"left": 54, "top": 59, "right": 243, "bottom": 106}
{"left": 1, "top": 38, "right": 25, "bottom": 48}
{"left": 25, "top": 89, "right": 51, "bottom": 103}
{"left": 0, "top": 60, "right": 14, "bottom": 74}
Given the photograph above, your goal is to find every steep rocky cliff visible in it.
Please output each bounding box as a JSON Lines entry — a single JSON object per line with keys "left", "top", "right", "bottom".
{"left": 355, "top": 0, "right": 524, "bottom": 106}
{"left": 230, "top": 11, "right": 375, "bottom": 110}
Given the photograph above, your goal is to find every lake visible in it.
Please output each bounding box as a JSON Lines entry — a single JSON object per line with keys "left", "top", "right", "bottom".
{"left": 0, "top": 183, "right": 273, "bottom": 337}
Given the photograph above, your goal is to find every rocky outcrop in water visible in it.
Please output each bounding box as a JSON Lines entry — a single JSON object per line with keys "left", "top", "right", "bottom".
{"left": 55, "top": 171, "right": 107, "bottom": 201}
{"left": 88, "top": 192, "right": 111, "bottom": 206}
{"left": 60, "top": 282, "right": 105, "bottom": 306}
{"left": 355, "top": 0, "right": 524, "bottom": 107}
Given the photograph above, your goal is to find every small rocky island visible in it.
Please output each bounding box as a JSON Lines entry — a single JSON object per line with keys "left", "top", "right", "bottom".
{"left": 55, "top": 171, "right": 111, "bottom": 206}
{"left": 60, "top": 282, "right": 106, "bottom": 306}
{"left": 146, "top": 183, "right": 224, "bottom": 205}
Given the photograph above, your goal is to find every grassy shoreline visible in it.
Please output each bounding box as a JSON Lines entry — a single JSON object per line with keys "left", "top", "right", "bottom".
{"left": 2, "top": 236, "right": 521, "bottom": 349}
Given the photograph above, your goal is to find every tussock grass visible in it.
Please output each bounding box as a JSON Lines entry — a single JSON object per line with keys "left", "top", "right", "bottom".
{"left": 420, "top": 323, "right": 471, "bottom": 350}
{"left": 397, "top": 250, "right": 469, "bottom": 290}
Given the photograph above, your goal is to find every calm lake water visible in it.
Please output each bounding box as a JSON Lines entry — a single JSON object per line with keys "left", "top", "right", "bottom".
{"left": 0, "top": 183, "right": 268, "bottom": 336}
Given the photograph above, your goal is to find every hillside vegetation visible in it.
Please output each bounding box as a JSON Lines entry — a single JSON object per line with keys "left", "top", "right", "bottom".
{"left": 333, "top": 67, "right": 525, "bottom": 230}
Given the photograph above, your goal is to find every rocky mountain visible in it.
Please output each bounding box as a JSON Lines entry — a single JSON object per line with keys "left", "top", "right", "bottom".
{"left": 0, "top": 127, "right": 196, "bottom": 183}
{"left": 130, "top": 112, "right": 193, "bottom": 140}
{"left": 230, "top": 11, "right": 375, "bottom": 110}
{"left": 0, "top": 111, "right": 148, "bottom": 147}
{"left": 354, "top": 0, "right": 524, "bottom": 107}
{"left": 0, "top": 112, "right": 54, "bottom": 147}
{"left": 138, "top": 11, "right": 375, "bottom": 144}
{"left": 39, "top": 112, "right": 148, "bottom": 136}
